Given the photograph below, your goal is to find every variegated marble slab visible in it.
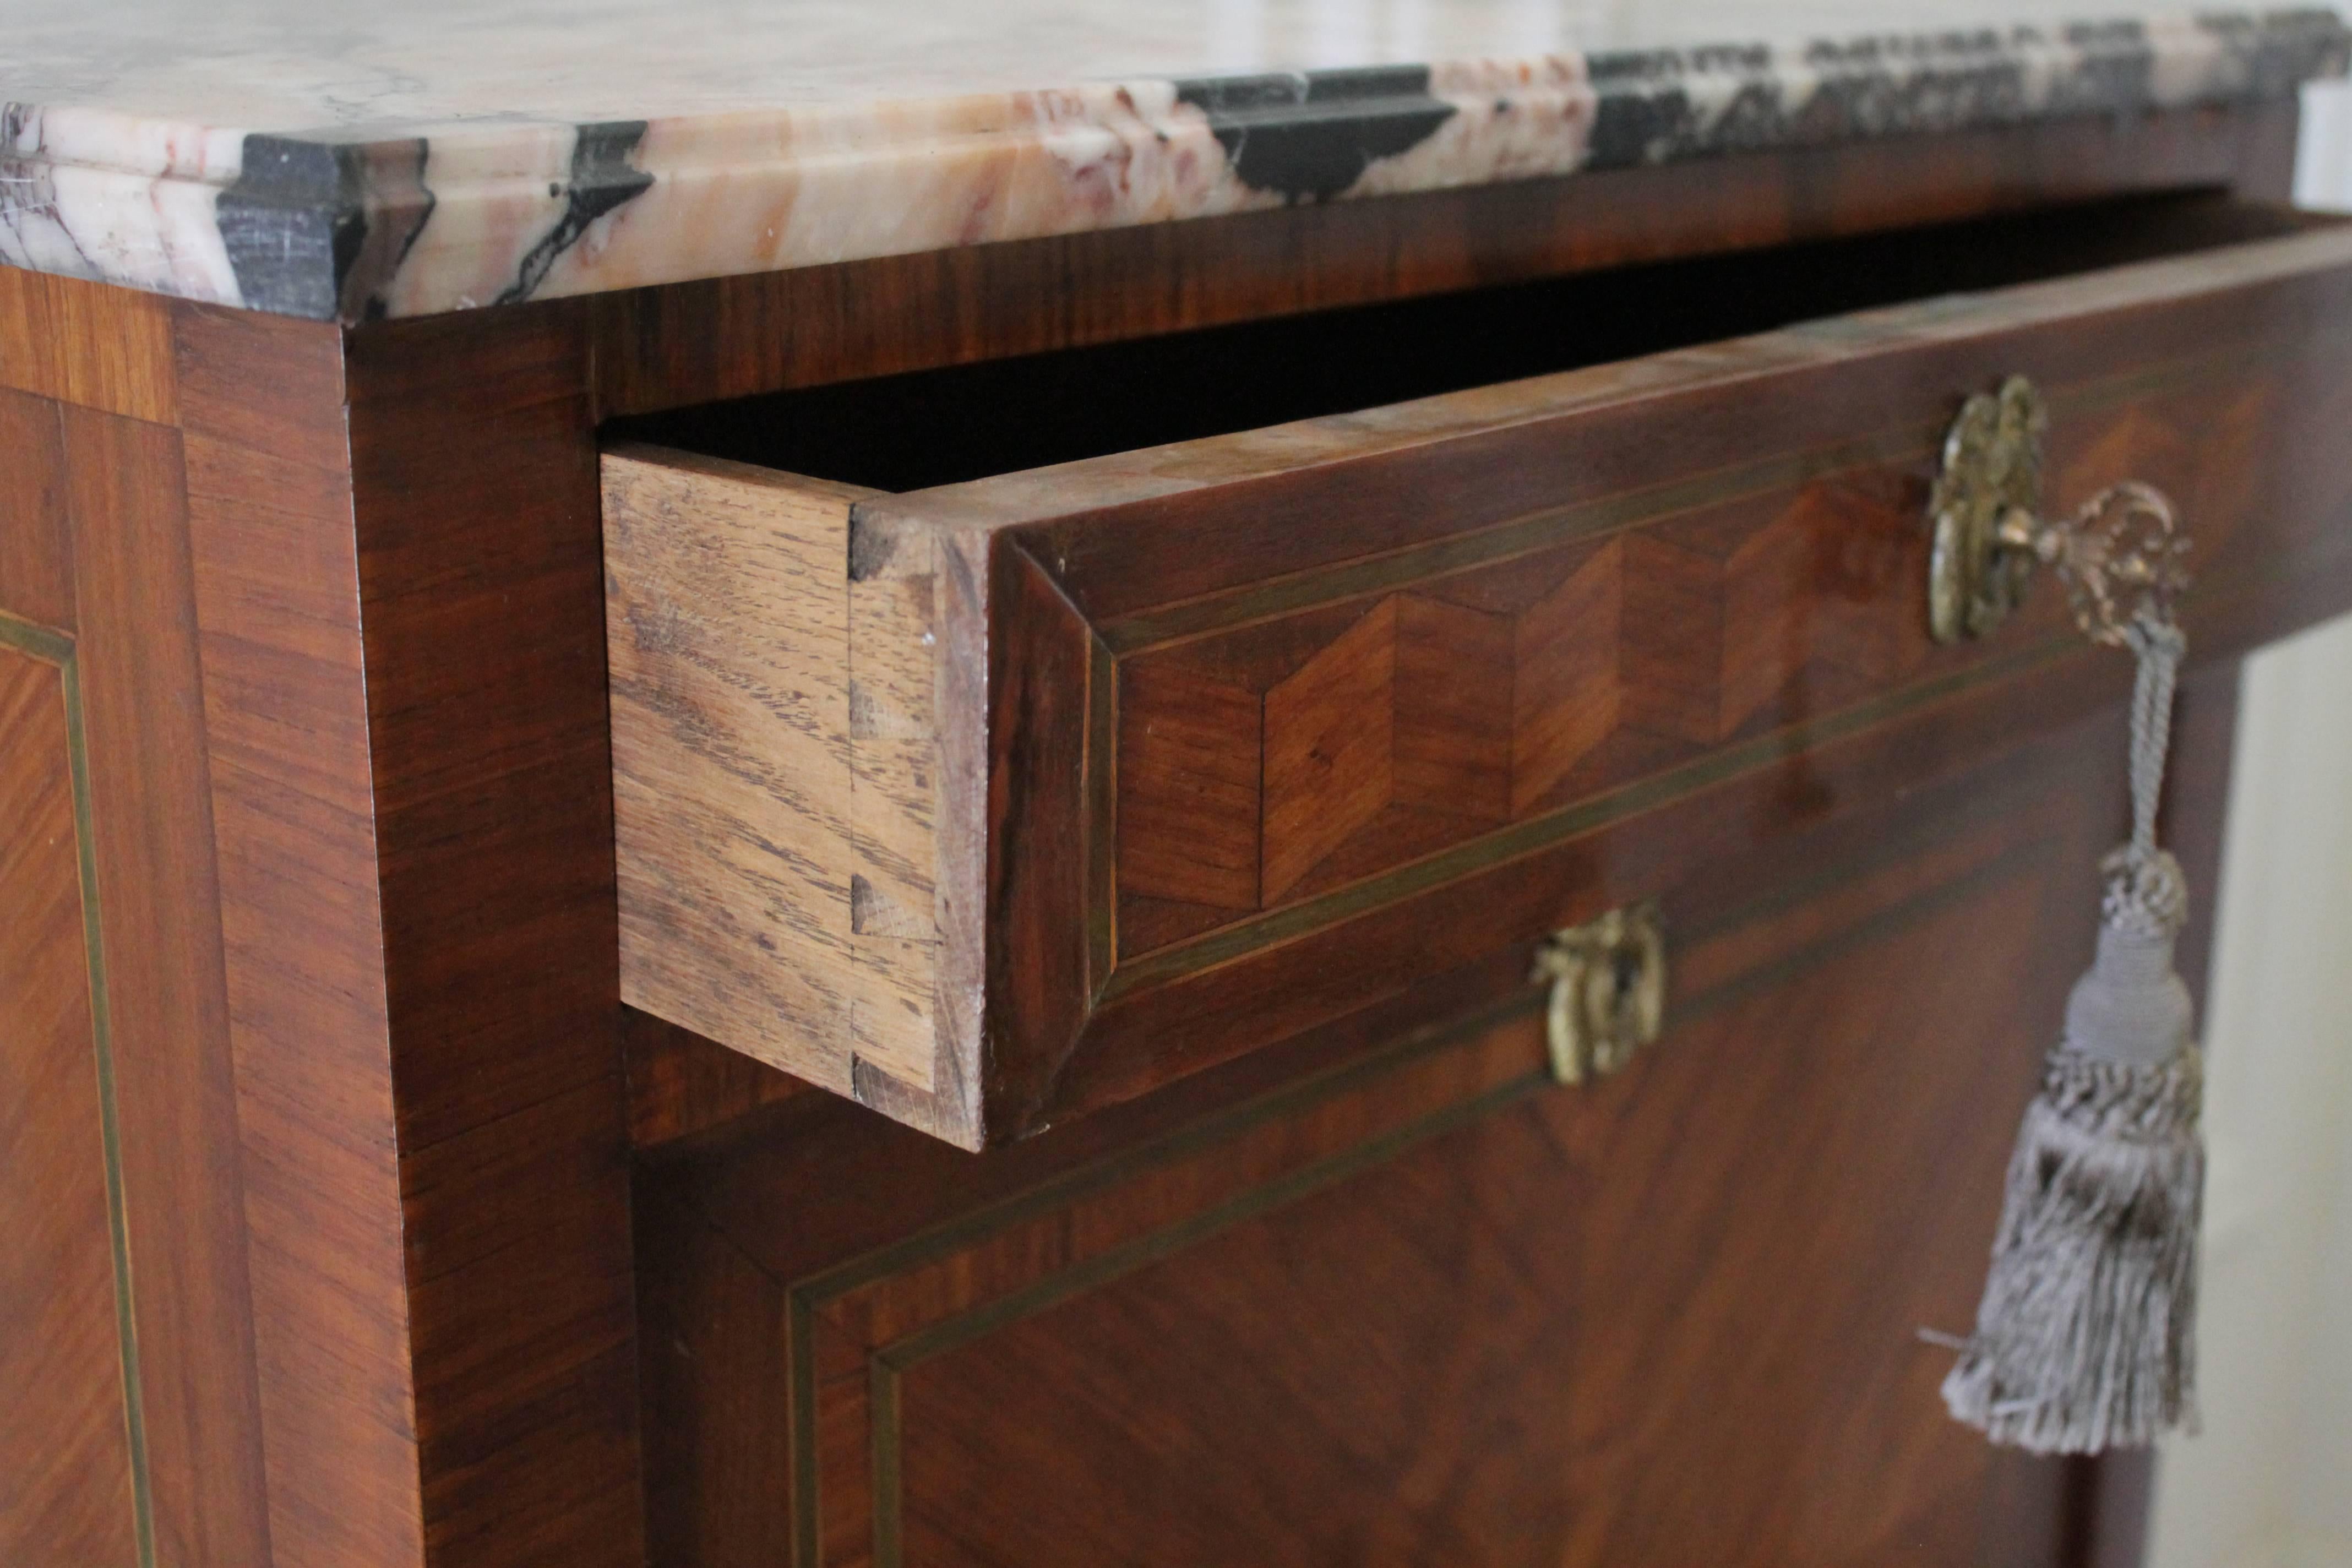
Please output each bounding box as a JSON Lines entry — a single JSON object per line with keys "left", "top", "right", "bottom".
{"left": 1, "top": 1, "right": 2344, "bottom": 320}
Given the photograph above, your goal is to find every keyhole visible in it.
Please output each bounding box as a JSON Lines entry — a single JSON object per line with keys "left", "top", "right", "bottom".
{"left": 1609, "top": 947, "right": 1643, "bottom": 1014}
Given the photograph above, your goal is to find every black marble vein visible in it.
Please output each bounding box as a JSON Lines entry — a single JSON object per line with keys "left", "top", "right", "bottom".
{"left": 1173, "top": 67, "right": 1457, "bottom": 203}
{"left": 494, "top": 119, "right": 656, "bottom": 307}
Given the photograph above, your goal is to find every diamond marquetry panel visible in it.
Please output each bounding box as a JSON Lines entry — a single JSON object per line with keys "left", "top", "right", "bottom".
{"left": 1117, "top": 662, "right": 1262, "bottom": 912}
{"left": 1113, "top": 488, "right": 1958, "bottom": 952}
{"left": 1262, "top": 598, "right": 1397, "bottom": 903}
{"left": 1109, "top": 493, "right": 1957, "bottom": 950}
{"left": 1618, "top": 535, "right": 1724, "bottom": 747}
{"left": 1720, "top": 478, "right": 1929, "bottom": 739}
{"left": 1393, "top": 596, "right": 1512, "bottom": 823}
{"left": 1509, "top": 541, "right": 1623, "bottom": 816}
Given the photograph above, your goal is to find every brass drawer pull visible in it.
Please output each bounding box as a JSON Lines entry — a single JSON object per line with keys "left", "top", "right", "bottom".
{"left": 1530, "top": 903, "right": 1665, "bottom": 1086}
{"left": 1927, "top": 376, "right": 2190, "bottom": 645}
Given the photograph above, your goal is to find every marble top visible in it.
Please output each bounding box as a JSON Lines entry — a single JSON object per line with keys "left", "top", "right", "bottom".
{"left": 2, "top": 1, "right": 2345, "bottom": 321}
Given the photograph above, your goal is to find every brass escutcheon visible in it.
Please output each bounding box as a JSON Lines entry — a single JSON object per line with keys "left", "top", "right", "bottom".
{"left": 1926, "top": 376, "right": 2190, "bottom": 646}
{"left": 1530, "top": 902, "right": 1666, "bottom": 1087}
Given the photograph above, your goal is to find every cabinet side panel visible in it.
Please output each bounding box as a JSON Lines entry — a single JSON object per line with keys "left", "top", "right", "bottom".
{"left": 176, "top": 301, "right": 424, "bottom": 1568}
{"left": 342, "top": 304, "right": 644, "bottom": 1567}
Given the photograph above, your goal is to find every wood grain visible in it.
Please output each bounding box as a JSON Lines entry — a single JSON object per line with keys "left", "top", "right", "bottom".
{"left": 0, "top": 268, "right": 180, "bottom": 425}
{"left": 849, "top": 505, "right": 941, "bottom": 946}
{"left": 635, "top": 1187, "right": 800, "bottom": 1568}
{"left": 645, "top": 671, "right": 2241, "bottom": 1564}
{"left": 342, "top": 303, "right": 642, "bottom": 1566}
{"left": 1261, "top": 597, "right": 1398, "bottom": 902}
{"left": 624, "top": 1005, "right": 811, "bottom": 1150}
{"left": 175, "top": 293, "right": 650, "bottom": 1567}
{"left": 62, "top": 393, "right": 277, "bottom": 1568}
{"left": 603, "top": 447, "right": 948, "bottom": 1118}
{"left": 176, "top": 301, "right": 418, "bottom": 1568}
{"left": 618, "top": 202, "right": 2352, "bottom": 1145}
{"left": 0, "top": 386, "right": 74, "bottom": 630}
{"left": 1115, "top": 662, "right": 1261, "bottom": 916}
{"left": 0, "top": 641, "right": 141, "bottom": 1568}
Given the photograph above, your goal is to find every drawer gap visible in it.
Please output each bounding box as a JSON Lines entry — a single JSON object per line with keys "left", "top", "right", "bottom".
{"left": 609, "top": 193, "right": 2325, "bottom": 496}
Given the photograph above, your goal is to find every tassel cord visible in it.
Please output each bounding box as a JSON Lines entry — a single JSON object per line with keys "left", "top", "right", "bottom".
{"left": 2123, "top": 612, "right": 2185, "bottom": 868}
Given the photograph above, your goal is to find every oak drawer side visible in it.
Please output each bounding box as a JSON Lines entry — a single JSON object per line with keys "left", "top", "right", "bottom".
{"left": 603, "top": 445, "right": 972, "bottom": 1140}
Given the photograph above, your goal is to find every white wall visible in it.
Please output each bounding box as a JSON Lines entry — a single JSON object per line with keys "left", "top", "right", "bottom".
{"left": 2144, "top": 77, "right": 2352, "bottom": 1568}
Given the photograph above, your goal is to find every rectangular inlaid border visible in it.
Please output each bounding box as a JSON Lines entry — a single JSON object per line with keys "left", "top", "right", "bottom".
{"left": 0, "top": 611, "right": 157, "bottom": 1568}
{"left": 780, "top": 816, "right": 2067, "bottom": 1566}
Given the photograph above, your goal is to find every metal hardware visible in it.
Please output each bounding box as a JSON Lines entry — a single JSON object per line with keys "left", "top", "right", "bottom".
{"left": 1530, "top": 902, "right": 1666, "bottom": 1087}
{"left": 1927, "top": 376, "right": 2191, "bottom": 646}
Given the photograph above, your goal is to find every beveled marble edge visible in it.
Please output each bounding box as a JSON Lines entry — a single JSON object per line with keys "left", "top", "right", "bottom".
{"left": 2, "top": 9, "right": 2344, "bottom": 322}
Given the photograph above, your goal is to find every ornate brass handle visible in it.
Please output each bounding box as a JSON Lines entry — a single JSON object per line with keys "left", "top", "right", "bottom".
{"left": 1926, "top": 377, "right": 2190, "bottom": 646}
{"left": 1530, "top": 903, "right": 1665, "bottom": 1087}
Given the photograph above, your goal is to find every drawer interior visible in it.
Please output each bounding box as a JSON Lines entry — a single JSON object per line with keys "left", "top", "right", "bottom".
{"left": 611, "top": 193, "right": 2325, "bottom": 491}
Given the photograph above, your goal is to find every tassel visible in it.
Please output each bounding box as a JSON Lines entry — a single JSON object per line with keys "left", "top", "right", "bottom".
{"left": 1941, "top": 611, "right": 2204, "bottom": 1454}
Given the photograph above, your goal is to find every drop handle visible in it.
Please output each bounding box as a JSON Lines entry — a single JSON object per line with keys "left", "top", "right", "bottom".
{"left": 1926, "top": 375, "right": 2191, "bottom": 646}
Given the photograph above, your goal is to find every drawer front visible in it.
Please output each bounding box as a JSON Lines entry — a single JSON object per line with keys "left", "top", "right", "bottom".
{"left": 607, "top": 222, "right": 2352, "bottom": 1147}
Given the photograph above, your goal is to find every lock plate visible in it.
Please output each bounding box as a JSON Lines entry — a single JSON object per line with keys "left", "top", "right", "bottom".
{"left": 1926, "top": 375, "right": 2190, "bottom": 646}
{"left": 1928, "top": 375, "right": 2046, "bottom": 644}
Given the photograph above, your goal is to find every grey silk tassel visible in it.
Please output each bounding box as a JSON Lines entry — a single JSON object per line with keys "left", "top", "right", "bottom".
{"left": 1941, "top": 609, "right": 2204, "bottom": 1454}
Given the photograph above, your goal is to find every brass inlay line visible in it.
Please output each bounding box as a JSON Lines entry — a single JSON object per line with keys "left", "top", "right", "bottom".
{"left": 0, "top": 613, "right": 157, "bottom": 1568}
{"left": 861, "top": 1070, "right": 1543, "bottom": 1566}
{"left": 788, "top": 1289, "right": 822, "bottom": 1568}
{"left": 869, "top": 1355, "right": 905, "bottom": 1568}
{"left": 1085, "top": 627, "right": 1119, "bottom": 998}
{"left": 1096, "top": 630, "right": 2076, "bottom": 1001}
{"left": 1098, "top": 426, "right": 1924, "bottom": 655}
{"left": 0, "top": 617, "right": 74, "bottom": 664}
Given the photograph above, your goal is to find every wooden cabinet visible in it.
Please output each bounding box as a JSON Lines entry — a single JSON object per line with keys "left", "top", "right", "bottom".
{"left": 3, "top": 19, "right": 2350, "bottom": 1562}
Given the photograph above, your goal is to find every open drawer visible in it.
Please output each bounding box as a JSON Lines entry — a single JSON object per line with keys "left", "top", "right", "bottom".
{"left": 603, "top": 195, "right": 2352, "bottom": 1148}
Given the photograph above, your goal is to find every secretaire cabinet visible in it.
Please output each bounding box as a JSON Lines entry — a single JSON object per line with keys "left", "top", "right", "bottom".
{"left": 2, "top": 6, "right": 2349, "bottom": 1564}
